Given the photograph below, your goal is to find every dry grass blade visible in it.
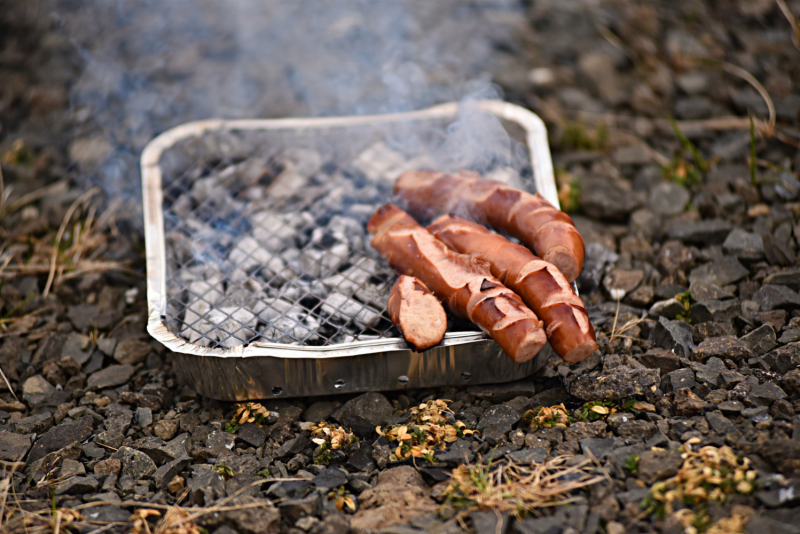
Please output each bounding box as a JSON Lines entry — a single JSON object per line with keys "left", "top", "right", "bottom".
{"left": 722, "top": 62, "right": 776, "bottom": 136}
{"left": 443, "top": 455, "right": 604, "bottom": 518}
{"left": 0, "top": 365, "right": 19, "bottom": 402}
{"left": 43, "top": 186, "right": 101, "bottom": 297}
{"left": 777, "top": 0, "right": 800, "bottom": 50}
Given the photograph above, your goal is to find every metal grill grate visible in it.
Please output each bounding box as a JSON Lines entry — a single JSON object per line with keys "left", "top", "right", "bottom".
{"left": 153, "top": 110, "right": 537, "bottom": 353}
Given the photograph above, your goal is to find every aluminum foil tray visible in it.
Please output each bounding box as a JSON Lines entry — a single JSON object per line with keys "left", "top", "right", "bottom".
{"left": 142, "top": 100, "right": 560, "bottom": 400}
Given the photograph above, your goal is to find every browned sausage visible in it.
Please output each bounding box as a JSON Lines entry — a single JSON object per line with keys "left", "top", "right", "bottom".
{"left": 428, "top": 215, "right": 597, "bottom": 363}
{"left": 394, "top": 170, "right": 586, "bottom": 282}
{"left": 368, "top": 203, "right": 546, "bottom": 363}
{"left": 387, "top": 275, "right": 447, "bottom": 352}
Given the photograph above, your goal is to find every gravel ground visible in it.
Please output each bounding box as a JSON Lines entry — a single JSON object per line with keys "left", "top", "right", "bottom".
{"left": 2, "top": 1, "right": 800, "bottom": 533}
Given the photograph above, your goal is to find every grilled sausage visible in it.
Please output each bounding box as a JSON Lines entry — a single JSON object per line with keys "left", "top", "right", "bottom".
{"left": 394, "top": 170, "right": 586, "bottom": 282}
{"left": 387, "top": 275, "right": 447, "bottom": 351}
{"left": 368, "top": 203, "right": 546, "bottom": 363}
{"left": 428, "top": 215, "right": 597, "bottom": 363}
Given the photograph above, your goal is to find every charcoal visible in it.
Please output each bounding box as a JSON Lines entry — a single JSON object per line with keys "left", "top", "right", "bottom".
{"left": 320, "top": 292, "right": 382, "bottom": 326}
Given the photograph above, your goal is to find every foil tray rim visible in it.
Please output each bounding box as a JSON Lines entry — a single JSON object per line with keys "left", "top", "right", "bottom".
{"left": 142, "top": 100, "right": 557, "bottom": 360}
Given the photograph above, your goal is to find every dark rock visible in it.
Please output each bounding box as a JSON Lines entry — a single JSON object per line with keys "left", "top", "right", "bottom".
{"left": 695, "top": 357, "right": 727, "bottom": 388}
{"left": 435, "top": 439, "right": 475, "bottom": 465}
{"left": 783, "top": 369, "right": 800, "bottom": 397}
{"left": 93, "top": 458, "right": 121, "bottom": 475}
{"left": 755, "top": 310, "right": 787, "bottom": 330}
{"left": 667, "top": 219, "right": 733, "bottom": 246}
{"left": 764, "top": 343, "right": 800, "bottom": 374}
{"left": 482, "top": 424, "right": 509, "bottom": 446}
{"left": 347, "top": 441, "right": 375, "bottom": 472}
{"left": 638, "top": 449, "right": 683, "bottom": 484}
{"left": 302, "top": 401, "right": 337, "bottom": 422}
{"left": 225, "top": 475, "right": 262, "bottom": 498}
{"left": 476, "top": 405, "right": 521, "bottom": 432}
{"left": 189, "top": 469, "right": 226, "bottom": 505}
{"left": 674, "top": 388, "right": 708, "bottom": 416}
{"left": 28, "top": 415, "right": 94, "bottom": 463}
{"left": 154, "top": 456, "right": 190, "bottom": 489}
{"left": 278, "top": 494, "right": 319, "bottom": 524}
{"left": 236, "top": 423, "right": 266, "bottom": 448}
{"left": 718, "top": 401, "right": 744, "bottom": 415}
{"left": 747, "top": 382, "right": 787, "bottom": 406}
{"left": 514, "top": 502, "right": 588, "bottom": 533}
{"left": 61, "top": 333, "right": 95, "bottom": 365}
{"left": 314, "top": 467, "right": 347, "bottom": 490}
{"left": 648, "top": 298, "right": 686, "bottom": 320}
{"left": 86, "top": 365, "right": 135, "bottom": 390}
{"left": 690, "top": 299, "right": 740, "bottom": 324}
{"left": 625, "top": 285, "right": 654, "bottom": 307}
{"left": 640, "top": 348, "right": 680, "bottom": 375}
{"left": 752, "top": 285, "right": 800, "bottom": 311}
{"left": 667, "top": 368, "right": 696, "bottom": 391}
{"left": 653, "top": 317, "right": 695, "bottom": 359}
{"left": 741, "top": 325, "right": 778, "bottom": 355}
{"left": 467, "top": 378, "right": 538, "bottom": 402}
{"left": 648, "top": 181, "right": 690, "bottom": 216}
{"left": 199, "top": 495, "right": 280, "bottom": 533}
{"left": 616, "top": 420, "right": 657, "bottom": 440}
{"left": 55, "top": 475, "right": 99, "bottom": 495}
{"left": 705, "top": 411, "right": 735, "bottom": 434}
{"left": 112, "top": 446, "right": 157, "bottom": 479}
{"left": 764, "top": 269, "right": 800, "bottom": 291}
{"left": 688, "top": 257, "right": 748, "bottom": 287}
{"left": 529, "top": 385, "right": 569, "bottom": 408}
{"left": 580, "top": 176, "right": 642, "bottom": 221}
{"left": 275, "top": 435, "right": 309, "bottom": 459}
{"left": 742, "top": 406, "right": 768, "bottom": 418}
{"left": 137, "top": 407, "right": 153, "bottom": 428}
{"left": 506, "top": 447, "right": 548, "bottom": 464}
{"left": 564, "top": 421, "right": 608, "bottom": 442}
{"left": 97, "top": 338, "right": 117, "bottom": 356}
{"left": 692, "top": 321, "right": 736, "bottom": 344}
{"left": 757, "top": 479, "right": 800, "bottom": 508}
{"left": 571, "top": 366, "right": 660, "bottom": 401}
{"left": 689, "top": 281, "right": 736, "bottom": 302}
{"left": 579, "top": 437, "right": 622, "bottom": 461}
{"left": 10, "top": 412, "right": 53, "bottom": 435}
{"left": 723, "top": 229, "right": 764, "bottom": 261}
{"left": 654, "top": 283, "right": 689, "bottom": 300}
{"left": 756, "top": 439, "right": 800, "bottom": 476}
{"left": 779, "top": 328, "right": 800, "bottom": 343}
{"left": 22, "top": 375, "right": 56, "bottom": 406}
{"left": 113, "top": 338, "right": 151, "bottom": 365}
{"left": 0, "top": 430, "right": 31, "bottom": 461}
{"left": 205, "top": 429, "right": 235, "bottom": 456}
{"left": 603, "top": 269, "right": 644, "bottom": 297}
{"left": 693, "top": 336, "right": 753, "bottom": 362}
{"left": 331, "top": 392, "right": 393, "bottom": 437}
{"left": 118, "top": 391, "right": 163, "bottom": 411}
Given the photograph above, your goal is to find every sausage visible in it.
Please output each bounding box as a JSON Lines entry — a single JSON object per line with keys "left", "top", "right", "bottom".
{"left": 368, "top": 203, "right": 546, "bottom": 363}
{"left": 394, "top": 170, "right": 586, "bottom": 282}
{"left": 387, "top": 275, "right": 447, "bottom": 352}
{"left": 428, "top": 215, "right": 597, "bottom": 363}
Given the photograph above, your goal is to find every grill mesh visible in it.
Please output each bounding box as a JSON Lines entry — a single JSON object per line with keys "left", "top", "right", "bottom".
{"left": 159, "top": 122, "right": 534, "bottom": 351}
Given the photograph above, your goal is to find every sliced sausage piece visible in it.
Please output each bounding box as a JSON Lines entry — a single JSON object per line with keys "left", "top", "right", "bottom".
{"left": 394, "top": 170, "right": 586, "bottom": 282}
{"left": 387, "top": 275, "right": 447, "bottom": 352}
{"left": 428, "top": 214, "right": 597, "bottom": 363}
{"left": 368, "top": 203, "right": 546, "bottom": 363}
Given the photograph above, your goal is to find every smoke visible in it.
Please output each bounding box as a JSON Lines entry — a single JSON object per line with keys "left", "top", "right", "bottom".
{"left": 56, "top": 0, "right": 527, "bottom": 211}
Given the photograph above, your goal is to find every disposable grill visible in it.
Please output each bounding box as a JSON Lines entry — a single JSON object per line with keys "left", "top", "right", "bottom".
{"left": 142, "top": 101, "right": 560, "bottom": 400}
